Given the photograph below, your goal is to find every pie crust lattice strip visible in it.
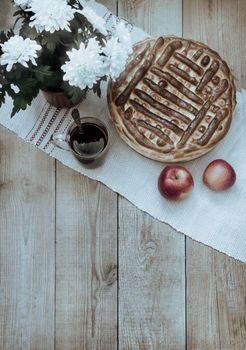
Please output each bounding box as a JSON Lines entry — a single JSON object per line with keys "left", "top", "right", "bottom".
{"left": 107, "top": 36, "right": 236, "bottom": 162}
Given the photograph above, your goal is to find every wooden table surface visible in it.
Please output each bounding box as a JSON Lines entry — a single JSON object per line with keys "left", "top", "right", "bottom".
{"left": 0, "top": 1, "right": 246, "bottom": 349}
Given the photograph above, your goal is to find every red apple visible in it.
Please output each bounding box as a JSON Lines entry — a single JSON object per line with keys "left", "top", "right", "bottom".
{"left": 203, "top": 159, "right": 236, "bottom": 191}
{"left": 158, "top": 165, "right": 194, "bottom": 200}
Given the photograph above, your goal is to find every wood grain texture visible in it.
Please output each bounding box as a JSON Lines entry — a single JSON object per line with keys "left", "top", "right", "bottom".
{"left": 186, "top": 242, "right": 246, "bottom": 350}
{"left": 183, "top": 0, "right": 246, "bottom": 89}
{"left": 0, "top": 6, "right": 55, "bottom": 350}
{"left": 118, "top": 0, "right": 182, "bottom": 37}
{"left": 184, "top": 1, "right": 246, "bottom": 349}
{"left": 0, "top": 0, "right": 14, "bottom": 30}
{"left": 0, "top": 1, "right": 246, "bottom": 350}
{"left": 118, "top": 1, "right": 185, "bottom": 349}
{"left": 55, "top": 165, "right": 117, "bottom": 350}
{"left": 118, "top": 203, "right": 186, "bottom": 350}
{"left": 0, "top": 128, "right": 55, "bottom": 350}
{"left": 55, "top": 3, "right": 117, "bottom": 349}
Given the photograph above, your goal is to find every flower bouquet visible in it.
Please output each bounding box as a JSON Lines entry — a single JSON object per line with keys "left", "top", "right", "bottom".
{"left": 0, "top": 0, "right": 132, "bottom": 117}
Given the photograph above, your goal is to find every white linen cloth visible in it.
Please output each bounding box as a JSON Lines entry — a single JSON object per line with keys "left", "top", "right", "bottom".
{"left": 0, "top": 1, "right": 245, "bottom": 262}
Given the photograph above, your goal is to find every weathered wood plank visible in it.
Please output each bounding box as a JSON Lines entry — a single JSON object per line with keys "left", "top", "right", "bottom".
{"left": 55, "top": 166, "right": 117, "bottom": 350}
{"left": 0, "top": 5, "right": 55, "bottom": 350}
{"left": 183, "top": 0, "right": 246, "bottom": 89}
{"left": 118, "top": 1, "right": 185, "bottom": 349}
{"left": 118, "top": 0, "right": 182, "bottom": 37}
{"left": 186, "top": 243, "right": 246, "bottom": 350}
{"left": 118, "top": 203, "right": 186, "bottom": 350}
{"left": 0, "top": 0, "right": 14, "bottom": 30}
{"left": 184, "top": 1, "right": 246, "bottom": 349}
{"left": 0, "top": 128, "right": 55, "bottom": 350}
{"left": 55, "top": 2, "right": 118, "bottom": 349}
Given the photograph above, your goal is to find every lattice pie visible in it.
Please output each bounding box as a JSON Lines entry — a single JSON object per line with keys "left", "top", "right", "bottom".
{"left": 107, "top": 36, "right": 236, "bottom": 162}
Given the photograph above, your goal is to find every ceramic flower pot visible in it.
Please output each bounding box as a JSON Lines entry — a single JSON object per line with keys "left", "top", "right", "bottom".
{"left": 41, "top": 90, "right": 76, "bottom": 108}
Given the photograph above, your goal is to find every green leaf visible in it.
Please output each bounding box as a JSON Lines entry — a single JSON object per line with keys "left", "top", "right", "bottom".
{"left": 16, "top": 77, "right": 39, "bottom": 96}
{"left": 13, "top": 10, "right": 23, "bottom": 17}
{"left": 93, "top": 82, "right": 102, "bottom": 98}
{"left": 13, "top": 9, "right": 26, "bottom": 18}
{"left": 10, "top": 86, "right": 39, "bottom": 118}
{"left": 0, "top": 89, "right": 7, "bottom": 108}
{"left": 11, "top": 97, "right": 25, "bottom": 118}
{"left": 14, "top": 66, "right": 24, "bottom": 81}
{"left": 33, "top": 66, "right": 63, "bottom": 90}
{"left": 68, "top": 0, "right": 82, "bottom": 8}
{"left": 0, "top": 66, "right": 8, "bottom": 84}
{"left": 32, "top": 65, "right": 52, "bottom": 82}
{"left": 62, "top": 82, "right": 88, "bottom": 105}
{"left": 92, "top": 77, "right": 107, "bottom": 98}
{"left": 41, "top": 33, "right": 61, "bottom": 53}
{"left": 0, "top": 30, "right": 8, "bottom": 43}
{"left": 6, "top": 29, "right": 14, "bottom": 38}
{"left": 5, "top": 85, "right": 16, "bottom": 99}
{"left": 20, "top": 24, "right": 38, "bottom": 40}
{"left": 3, "top": 76, "right": 40, "bottom": 117}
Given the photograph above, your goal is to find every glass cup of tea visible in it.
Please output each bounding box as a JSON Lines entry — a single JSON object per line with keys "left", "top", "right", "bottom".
{"left": 51, "top": 116, "right": 110, "bottom": 167}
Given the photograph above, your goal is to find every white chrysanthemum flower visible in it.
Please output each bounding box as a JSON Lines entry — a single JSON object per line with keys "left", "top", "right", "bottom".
{"left": 79, "top": 6, "right": 107, "bottom": 36}
{"left": 14, "top": 0, "right": 32, "bottom": 8}
{"left": 102, "top": 37, "right": 129, "bottom": 80}
{"left": 0, "top": 35, "right": 41, "bottom": 72}
{"left": 28, "top": 0, "right": 75, "bottom": 33}
{"left": 115, "top": 21, "right": 132, "bottom": 54}
{"left": 62, "top": 38, "right": 105, "bottom": 90}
